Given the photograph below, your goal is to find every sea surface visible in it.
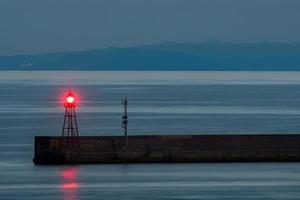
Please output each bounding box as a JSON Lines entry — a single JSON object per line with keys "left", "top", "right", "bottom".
{"left": 0, "top": 71, "right": 300, "bottom": 199}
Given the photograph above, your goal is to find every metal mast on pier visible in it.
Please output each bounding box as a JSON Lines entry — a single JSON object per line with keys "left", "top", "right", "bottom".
{"left": 122, "top": 97, "right": 128, "bottom": 151}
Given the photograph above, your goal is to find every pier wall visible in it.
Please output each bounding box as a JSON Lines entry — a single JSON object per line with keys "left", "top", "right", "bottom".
{"left": 33, "top": 135, "right": 300, "bottom": 164}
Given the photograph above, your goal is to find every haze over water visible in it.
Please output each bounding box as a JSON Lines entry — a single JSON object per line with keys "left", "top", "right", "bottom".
{"left": 0, "top": 71, "right": 300, "bottom": 199}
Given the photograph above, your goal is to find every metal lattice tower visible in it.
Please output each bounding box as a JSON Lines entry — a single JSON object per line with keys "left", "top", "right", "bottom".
{"left": 61, "top": 91, "right": 79, "bottom": 145}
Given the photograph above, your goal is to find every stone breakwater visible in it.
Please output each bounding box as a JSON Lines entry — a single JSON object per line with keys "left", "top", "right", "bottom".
{"left": 33, "top": 134, "right": 300, "bottom": 164}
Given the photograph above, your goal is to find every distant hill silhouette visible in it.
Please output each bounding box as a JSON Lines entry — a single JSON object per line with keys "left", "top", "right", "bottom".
{"left": 1, "top": 40, "right": 300, "bottom": 70}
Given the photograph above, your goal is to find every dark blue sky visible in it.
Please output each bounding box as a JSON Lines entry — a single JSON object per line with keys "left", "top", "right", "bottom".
{"left": 0, "top": 0, "right": 299, "bottom": 55}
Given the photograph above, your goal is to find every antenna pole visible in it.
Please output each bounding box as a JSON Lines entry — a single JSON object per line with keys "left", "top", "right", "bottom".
{"left": 122, "top": 97, "right": 128, "bottom": 151}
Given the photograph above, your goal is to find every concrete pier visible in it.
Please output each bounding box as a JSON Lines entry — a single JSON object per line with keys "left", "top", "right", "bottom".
{"left": 33, "top": 134, "right": 300, "bottom": 164}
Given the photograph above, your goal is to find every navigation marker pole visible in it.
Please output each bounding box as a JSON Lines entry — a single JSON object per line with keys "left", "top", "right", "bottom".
{"left": 122, "top": 97, "right": 128, "bottom": 151}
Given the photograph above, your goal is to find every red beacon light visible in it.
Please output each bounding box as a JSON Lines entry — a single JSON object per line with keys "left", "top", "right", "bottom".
{"left": 64, "top": 91, "right": 77, "bottom": 108}
{"left": 67, "top": 96, "right": 74, "bottom": 104}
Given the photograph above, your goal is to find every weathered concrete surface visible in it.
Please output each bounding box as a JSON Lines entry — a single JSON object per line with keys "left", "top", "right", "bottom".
{"left": 33, "top": 135, "right": 300, "bottom": 164}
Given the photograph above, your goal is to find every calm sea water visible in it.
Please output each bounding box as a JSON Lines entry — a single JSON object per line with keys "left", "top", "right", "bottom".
{"left": 0, "top": 71, "right": 300, "bottom": 199}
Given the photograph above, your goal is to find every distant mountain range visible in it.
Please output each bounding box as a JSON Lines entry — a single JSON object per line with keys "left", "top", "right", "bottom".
{"left": 1, "top": 40, "right": 300, "bottom": 70}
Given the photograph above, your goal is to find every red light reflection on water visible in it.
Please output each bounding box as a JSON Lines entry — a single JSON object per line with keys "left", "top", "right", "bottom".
{"left": 59, "top": 167, "right": 80, "bottom": 200}
{"left": 61, "top": 168, "right": 78, "bottom": 179}
{"left": 62, "top": 182, "right": 80, "bottom": 189}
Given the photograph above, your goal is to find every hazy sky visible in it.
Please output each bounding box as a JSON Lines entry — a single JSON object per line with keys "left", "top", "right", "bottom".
{"left": 0, "top": 0, "right": 299, "bottom": 55}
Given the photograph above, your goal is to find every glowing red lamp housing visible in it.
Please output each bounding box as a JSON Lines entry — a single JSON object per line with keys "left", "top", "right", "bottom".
{"left": 64, "top": 92, "right": 77, "bottom": 108}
